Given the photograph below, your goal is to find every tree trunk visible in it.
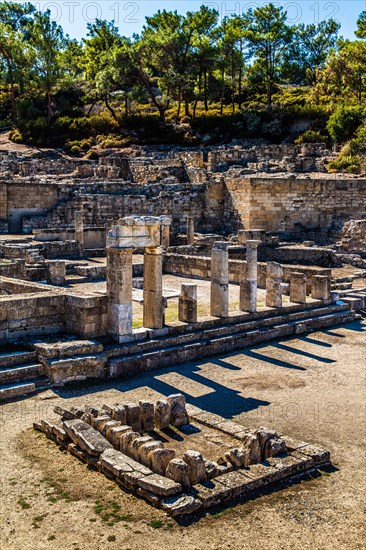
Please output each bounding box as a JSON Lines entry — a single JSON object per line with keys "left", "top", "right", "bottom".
{"left": 104, "top": 96, "right": 118, "bottom": 122}
{"left": 10, "top": 81, "right": 17, "bottom": 126}
{"left": 87, "top": 99, "right": 96, "bottom": 117}
{"left": 220, "top": 70, "right": 225, "bottom": 116}
{"left": 238, "top": 40, "right": 243, "bottom": 110}
{"left": 184, "top": 96, "right": 190, "bottom": 117}
{"left": 125, "top": 94, "right": 129, "bottom": 118}
{"left": 193, "top": 99, "right": 198, "bottom": 118}
{"left": 204, "top": 70, "right": 208, "bottom": 111}
{"left": 47, "top": 92, "right": 52, "bottom": 127}
{"left": 267, "top": 81, "right": 273, "bottom": 106}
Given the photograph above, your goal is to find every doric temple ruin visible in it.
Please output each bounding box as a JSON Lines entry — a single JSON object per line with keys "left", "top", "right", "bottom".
{"left": 0, "top": 142, "right": 365, "bottom": 516}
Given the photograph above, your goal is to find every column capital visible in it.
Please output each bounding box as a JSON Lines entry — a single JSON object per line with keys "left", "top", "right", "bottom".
{"left": 246, "top": 240, "right": 261, "bottom": 249}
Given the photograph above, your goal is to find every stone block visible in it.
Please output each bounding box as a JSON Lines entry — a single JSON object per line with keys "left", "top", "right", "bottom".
{"left": 139, "top": 440, "right": 164, "bottom": 467}
{"left": 183, "top": 450, "right": 207, "bottom": 485}
{"left": 154, "top": 399, "right": 170, "bottom": 430}
{"left": 139, "top": 400, "right": 155, "bottom": 432}
{"left": 124, "top": 402, "right": 141, "bottom": 432}
{"left": 138, "top": 473, "right": 182, "bottom": 497}
{"left": 165, "top": 458, "right": 190, "bottom": 488}
{"left": 150, "top": 448, "right": 176, "bottom": 476}
{"left": 160, "top": 494, "right": 201, "bottom": 517}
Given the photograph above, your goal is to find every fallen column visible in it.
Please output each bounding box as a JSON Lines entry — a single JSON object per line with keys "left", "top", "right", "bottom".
{"left": 210, "top": 241, "right": 229, "bottom": 318}
{"left": 265, "top": 262, "right": 283, "bottom": 308}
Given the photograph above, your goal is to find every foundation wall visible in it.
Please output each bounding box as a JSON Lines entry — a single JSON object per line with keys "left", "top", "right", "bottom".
{"left": 224, "top": 177, "right": 366, "bottom": 232}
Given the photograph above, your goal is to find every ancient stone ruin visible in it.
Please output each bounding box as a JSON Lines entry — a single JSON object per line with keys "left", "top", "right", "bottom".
{"left": 34, "top": 393, "right": 330, "bottom": 517}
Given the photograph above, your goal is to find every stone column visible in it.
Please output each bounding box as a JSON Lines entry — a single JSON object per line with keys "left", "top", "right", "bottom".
{"left": 48, "top": 261, "right": 66, "bottom": 285}
{"left": 266, "top": 262, "right": 283, "bottom": 308}
{"left": 143, "top": 246, "right": 163, "bottom": 329}
{"left": 107, "top": 247, "right": 133, "bottom": 342}
{"left": 240, "top": 240, "right": 260, "bottom": 312}
{"left": 186, "top": 216, "right": 195, "bottom": 245}
{"left": 311, "top": 275, "right": 331, "bottom": 301}
{"left": 210, "top": 241, "right": 229, "bottom": 317}
{"left": 161, "top": 223, "right": 170, "bottom": 249}
{"left": 179, "top": 283, "right": 197, "bottom": 323}
{"left": 75, "top": 210, "right": 84, "bottom": 257}
{"left": 290, "top": 272, "right": 307, "bottom": 304}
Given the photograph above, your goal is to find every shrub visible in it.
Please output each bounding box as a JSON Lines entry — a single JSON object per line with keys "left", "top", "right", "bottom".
{"left": 295, "top": 130, "right": 326, "bottom": 144}
{"left": 327, "top": 105, "right": 365, "bottom": 143}
{"left": 9, "top": 129, "right": 23, "bottom": 143}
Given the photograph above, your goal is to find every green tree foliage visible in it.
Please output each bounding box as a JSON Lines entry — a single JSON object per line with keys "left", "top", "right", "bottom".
{"left": 0, "top": 2, "right": 364, "bottom": 154}
{"left": 327, "top": 105, "right": 365, "bottom": 142}
{"left": 284, "top": 20, "right": 340, "bottom": 84}
{"left": 356, "top": 11, "right": 366, "bottom": 38}
{"left": 245, "top": 3, "right": 293, "bottom": 105}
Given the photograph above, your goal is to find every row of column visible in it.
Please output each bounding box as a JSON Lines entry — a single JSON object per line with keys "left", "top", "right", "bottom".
{"left": 106, "top": 237, "right": 331, "bottom": 343}
{"left": 209, "top": 240, "right": 331, "bottom": 318}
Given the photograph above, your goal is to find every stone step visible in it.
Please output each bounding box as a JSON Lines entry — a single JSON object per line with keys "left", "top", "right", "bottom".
{"left": 0, "top": 363, "right": 43, "bottom": 384}
{"left": 34, "top": 339, "right": 103, "bottom": 359}
{"left": 0, "top": 377, "right": 50, "bottom": 401}
{"left": 0, "top": 350, "right": 37, "bottom": 369}
{"left": 0, "top": 381, "right": 36, "bottom": 401}
{"left": 107, "top": 302, "right": 350, "bottom": 360}
{"left": 109, "top": 308, "right": 356, "bottom": 379}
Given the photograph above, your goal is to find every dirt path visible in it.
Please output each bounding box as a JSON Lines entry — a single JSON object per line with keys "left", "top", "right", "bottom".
{"left": 1, "top": 319, "right": 365, "bottom": 550}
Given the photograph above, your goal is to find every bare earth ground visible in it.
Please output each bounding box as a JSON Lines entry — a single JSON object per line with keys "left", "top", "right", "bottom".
{"left": 0, "top": 318, "right": 365, "bottom": 550}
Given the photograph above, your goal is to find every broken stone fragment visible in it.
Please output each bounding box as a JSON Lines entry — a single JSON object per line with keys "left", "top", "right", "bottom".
{"left": 241, "top": 432, "right": 261, "bottom": 464}
{"left": 85, "top": 404, "right": 101, "bottom": 417}
{"left": 103, "top": 420, "right": 121, "bottom": 438}
{"left": 264, "top": 437, "right": 287, "bottom": 459}
{"left": 137, "top": 473, "right": 182, "bottom": 497}
{"left": 183, "top": 450, "right": 207, "bottom": 485}
{"left": 92, "top": 415, "right": 112, "bottom": 432}
{"left": 113, "top": 405, "right": 127, "bottom": 424}
{"left": 124, "top": 402, "right": 141, "bottom": 432}
{"left": 150, "top": 448, "right": 176, "bottom": 475}
{"left": 130, "top": 435, "right": 154, "bottom": 461}
{"left": 54, "top": 405, "right": 84, "bottom": 420}
{"left": 102, "top": 403, "right": 114, "bottom": 415}
{"left": 154, "top": 399, "right": 170, "bottom": 430}
{"left": 120, "top": 431, "right": 139, "bottom": 454}
{"left": 165, "top": 458, "right": 190, "bottom": 488}
{"left": 225, "top": 448, "right": 246, "bottom": 468}
{"left": 139, "top": 440, "right": 164, "bottom": 467}
{"left": 108, "top": 425, "right": 132, "bottom": 448}
{"left": 100, "top": 448, "right": 152, "bottom": 479}
{"left": 139, "top": 400, "right": 155, "bottom": 432}
{"left": 63, "top": 419, "right": 112, "bottom": 457}
{"left": 204, "top": 459, "right": 220, "bottom": 480}
{"left": 160, "top": 494, "right": 201, "bottom": 517}
{"left": 167, "top": 393, "right": 189, "bottom": 427}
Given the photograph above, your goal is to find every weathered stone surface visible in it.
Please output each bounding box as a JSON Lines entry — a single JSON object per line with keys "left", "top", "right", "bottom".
{"left": 183, "top": 450, "right": 207, "bottom": 485}
{"left": 160, "top": 494, "right": 201, "bottom": 517}
{"left": 92, "top": 415, "right": 111, "bottom": 432}
{"left": 165, "top": 458, "right": 190, "bottom": 488}
{"left": 168, "top": 394, "right": 189, "bottom": 427}
{"left": 113, "top": 405, "right": 127, "bottom": 423}
{"left": 139, "top": 400, "right": 155, "bottom": 432}
{"left": 154, "top": 399, "right": 170, "bottom": 430}
{"left": 101, "top": 448, "right": 152, "bottom": 478}
{"left": 63, "top": 419, "right": 112, "bottom": 456}
{"left": 120, "top": 431, "right": 139, "bottom": 453}
{"left": 139, "top": 440, "right": 164, "bottom": 467}
{"left": 225, "top": 448, "right": 246, "bottom": 468}
{"left": 108, "top": 425, "right": 132, "bottom": 447}
{"left": 241, "top": 432, "right": 261, "bottom": 464}
{"left": 138, "top": 473, "right": 182, "bottom": 497}
{"left": 130, "top": 435, "right": 154, "bottom": 461}
{"left": 124, "top": 402, "right": 141, "bottom": 432}
{"left": 150, "top": 448, "right": 176, "bottom": 476}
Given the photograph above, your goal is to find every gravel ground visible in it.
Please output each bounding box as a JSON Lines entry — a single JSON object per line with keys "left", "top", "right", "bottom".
{"left": 0, "top": 318, "right": 365, "bottom": 550}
